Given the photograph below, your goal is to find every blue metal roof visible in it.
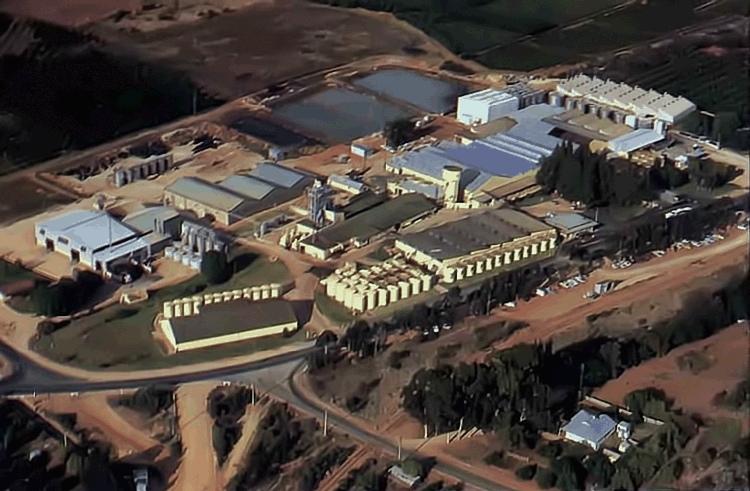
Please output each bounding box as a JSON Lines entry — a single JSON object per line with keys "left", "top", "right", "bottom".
{"left": 563, "top": 410, "right": 617, "bottom": 447}
{"left": 36, "top": 210, "right": 103, "bottom": 233}
{"left": 93, "top": 236, "right": 151, "bottom": 264}
{"left": 248, "top": 162, "right": 305, "bottom": 188}
{"left": 165, "top": 177, "right": 246, "bottom": 212}
{"left": 123, "top": 206, "right": 180, "bottom": 233}
{"left": 219, "top": 175, "right": 275, "bottom": 200}
{"left": 608, "top": 128, "right": 665, "bottom": 153}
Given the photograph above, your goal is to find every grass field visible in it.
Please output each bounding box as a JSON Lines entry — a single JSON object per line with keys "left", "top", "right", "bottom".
{"left": 31, "top": 250, "right": 292, "bottom": 370}
{"left": 314, "top": 290, "right": 354, "bottom": 326}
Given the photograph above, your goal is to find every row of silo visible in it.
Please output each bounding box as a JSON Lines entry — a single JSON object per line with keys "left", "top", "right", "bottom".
{"left": 162, "top": 283, "right": 282, "bottom": 319}
{"left": 164, "top": 244, "right": 203, "bottom": 271}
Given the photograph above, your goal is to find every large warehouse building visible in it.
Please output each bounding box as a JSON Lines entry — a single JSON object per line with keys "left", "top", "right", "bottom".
{"left": 163, "top": 162, "right": 312, "bottom": 225}
{"left": 159, "top": 298, "right": 297, "bottom": 352}
{"left": 388, "top": 104, "right": 569, "bottom": 205}
{"left": 35, "top": 210, "right": 162, "bottom": 273}
{"left": 553, "top": 75, "right": 696, "bottom": 126}
{"left": 457, "top": 84, "right": 547, "bottom": 126}
{"left": 394, "top": 207, "right": 557, "bottom": 283}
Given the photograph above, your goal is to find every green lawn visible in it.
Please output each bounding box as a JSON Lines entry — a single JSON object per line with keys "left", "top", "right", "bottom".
{"left": 30, "top": 250, "right": 294, "bottom": 371}
{"left": 314, "top": 290, "right": 354, "bottom": 327}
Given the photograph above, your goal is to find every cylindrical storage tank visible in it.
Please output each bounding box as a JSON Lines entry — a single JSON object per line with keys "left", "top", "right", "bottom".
{"left": 565, "top": 98, "right": 576, "bottom": 110}
{"left": 366, "top": 289, "right": 377, "bottom": 309}
{"left": 182, "top": 299, "right": 192, "bottom": 316}
{"left": 251, "top": 286, "right": 261, "bottom": 301}
{"left": 514, "top": 248, "right": 522, "bottom": 261}
{"left": 343, "top": 287, "right": 355, "bottom": 308}
{"left": 655, "top": 120, "right": 666, "bottom": 135}
{"left": 504, "top": 251, "right": 513, "bottom": 264}
{"left": 387, "top": 284, "right": 400, "bottom": 303}
{"left": 455, "top": 265, "right": 466, "bottom": 281}
{"left": 261, "top": 284, "right": 271, "bottom": 300}
{"left": 164, "top": 246, "right": 175, "bottom": 260}
{"left": 422, "top": 274, "right": 433, "bottom": 291}
{"left": 523, "top": 245, "right": 530, "bottom": 258}
{"left": 531, "top": 243, "right": 539, "bottom": 255}
{"left": 495, "top": 254, "right": 504, "bottom": 268}
{"left": 335, "top": 282, "right": 347, "bottom": 303}
{"left": 399, "top": 281, "right": 410, "bottom": 298}
{"left": 192, "top": 295, "right": 202, "bottom": 306}
{"left": 549, "top": 92, "right": 563, "bottom": 107}
{"left": 182, "top": 253, "right": 192, "bottom": 266}
{"left": 475, "top": 261, "right": 484, "bottom": 275}
{"left": 624, "top": 114, "right": 637, "bottom": 128}
{"left": 352, "top": 292, "right": 366, "bottom": 312}
{"left": 213, "top": 293, "right": 223, "bottom": 303}
{"left": 190, "top": 256, "right": 202, "bottom": 270}
{"left": 232, "top": 289, "right": 242, "bottom": 300}
{"left": 409, "top": 277, "right": 421, "bottom": 295}
{"left": 377, "top": 288, "right": 388, "bottom": 307}
{"left": 485, "top": 257, "right": 494, "bottom": 271}
{"left": 163, "top": 301, "right": 173, "bottom": 319}
{"left": 204, "top": 294, "right": 213, "bottom": 304}
{"left": 242, "top": 287, "right": 251, "bottom": 299}
{"left": 222, "top": 291, "right": 233, "bottom": 302}
{"left": 466, "top": 263, "right": 475, "bottom": 277}
{"left": 114, "top": 170, "right": 124, "bottom": 187}
{"left": 270, "top": 284, "right": 281, "bottom": 298}
{"left": 192, "top": 301, "right": 201, "bottom": 316}
{"left": 172, "top": 301, "right": 182, "bottom": 317}
{"left": 540, "top": 239, "right": 548, "bottom": 252}
{"left": 172, "top": 249, "right": 182, "bottom": 263}
{"left": 442, "top": 165, "right": 462, "bottom": 204}
{"left": 326, "top": 279, "right": 338, "bottom": 297}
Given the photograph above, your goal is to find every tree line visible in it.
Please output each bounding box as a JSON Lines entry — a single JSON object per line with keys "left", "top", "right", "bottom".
{"left": 30, "top": 270, "right": 103, "bottom": 318}
{"left": 400, "top": 271, "right": 748, "bottom": 456}
{"left": 536, "top": 142, "right": 741, "bottom": 208}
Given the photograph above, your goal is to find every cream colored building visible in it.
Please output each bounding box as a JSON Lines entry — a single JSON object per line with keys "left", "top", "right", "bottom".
{"left": 320, "top": 259, "right": 436, "bottom": 313}
{"left": 394, "top": 207, "right": 557, "bottom": 283}
{"left": 158, "top": 297, "right": 296, "bottom": 353}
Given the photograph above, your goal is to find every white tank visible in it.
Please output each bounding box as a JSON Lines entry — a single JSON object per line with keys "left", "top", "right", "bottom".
{"left": 203, "top": 294, "right": 213, "bottom": 305}
{"left": 270, "top": 284, "right": 281, "bottom": 298}
{"left": 232, "top": 289, "right": 242, "bottom": 300}
{"left": 172, "top": 250, "right": 182, "bottom": 263}
{"left": 409, "top": 277, "right": 422, "bottom": 295}
{"left": 242, "top": 287, "right": 252, "bottom": 299}
{"left": 190, "top": 256, "right": 202, "bottom": 270}
{"left": 182, "top": 253, "right": 192, "bottom": 266}
{"left": 163, "top": 301, "right": 173, "bottom": 319}
{"left": 182, "top": 299, "right": 192, "bottom": 316}
{"left": 442, "top": 165, "right": 462, "bottom": 204}
{"left": 399, "top": 281, "right": 410, "bottom": 298}
{"left": 251, "top": 286, "right": 261, "bottom": 301}
{"left": 172, "top": 301, "right": 182, "bottom": 317}
{"left": 261, "top": 284, "right": 271, "bottom": 299}
{"left": 222, "top": 291, "right": 233, "bottom": 302}
{"left": 164, "top": 246, "right": 175, "bottom": 260}
{"left": 213, "top": 293, "right": 223, "bottom": 303}
{"left": 377, "top": 288, "right": 389, "bottom": 307}
{"left": 387, "top": 284, "right": 400, "bottom": 302}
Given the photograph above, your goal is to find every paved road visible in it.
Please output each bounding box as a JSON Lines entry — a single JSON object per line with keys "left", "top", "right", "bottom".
{"left": 0, "top": 341, "right": 317, "bottom": 395}
{"left": 227, "top": 360, "right": 518, "bottom": 491}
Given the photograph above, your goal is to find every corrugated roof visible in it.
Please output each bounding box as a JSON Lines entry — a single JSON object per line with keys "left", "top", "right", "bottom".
{"left": 38, "top": 211, "right": 140, "bottom": 252}
{"left": 398, "top": 207, "right": 551, "bottom": 261}
{"left": 219, "top": 175, "right": 276, "bottom": 200}
{"left": 563, "top": 410, "right": 617, "bottom": 447}
{"left": 248, "top": 162, "right": 305, "bottom": 188}
{"left": 168, "top": 299, "right": 297, "bottom": 345}
{"left": 123, "top": 206, "right": 180, "bottom": 234}
{"left": 459, "top": 88, "right": 519, "bottom": 106}
{"left": 93, "top": 236, "right": 151, "bottom": 264}
{"left": 399, "top": 179, "right": 445, "bottom": 199}
{"left": 608, "top": 128, "right": 664, "bottom": 153}
{"left": 544, "top": 213, "right": 599, "bottom": 233}
{"left": 165, "top": 177, "right": 246, "bottom": 212}
{"left": 328, "top": 174, "right": 366, "bottom": 192}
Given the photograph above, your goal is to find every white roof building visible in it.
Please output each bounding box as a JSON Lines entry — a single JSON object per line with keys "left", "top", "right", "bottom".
{"left": 557, "top": 74, "right": 696, "bottom": 123}
{"left": 608, "top": 128, "right": 665, "bottom": 154}
{"left": 328, "top": 174, "right": 366, "bottom": 195}
{"left": 561, "top": 409, "right": 617, "bottom": 451}
{"left": 457, "top": 89, "right": 520, "bottom": 126}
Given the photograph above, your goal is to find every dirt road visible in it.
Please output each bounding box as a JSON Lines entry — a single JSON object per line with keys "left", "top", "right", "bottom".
{"left": 171, "top": 382, "right": 220, "bottom": 491}
{"left": 221, "top": 401, "right": 268, "bottom": 485}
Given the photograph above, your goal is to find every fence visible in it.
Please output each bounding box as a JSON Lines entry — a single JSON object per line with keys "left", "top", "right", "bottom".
{"left": 584, "top": 395, "right": 665, "bottom": 426}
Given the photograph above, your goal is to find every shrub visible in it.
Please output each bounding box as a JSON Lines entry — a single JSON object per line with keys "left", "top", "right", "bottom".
{"left": 538, "top": 442, "right": 563, "bottom": 459}
{"left": 119, "top": 385, "right": 173, "bottom": 416}
{"left": 483, "top": 451, "right": 505, "bottom": 468}
{"left": 515, "top": 464, "right": 537, "bottom": 480}
{"left": 551, "top": 456, "right": 587, "bottom": 491}
{"left": 584, "top": 452, "right": 615, "bottom": 487}
{"left": 201, "top": 250, "right": 229, "bottom": 284}
{"left": 535, "top": 468, "right": 557, "bottom": 489}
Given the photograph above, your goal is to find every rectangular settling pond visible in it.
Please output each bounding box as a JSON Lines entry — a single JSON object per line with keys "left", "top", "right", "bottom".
{"left": 229, "top": 116, "right": 309, "bottom": 147}
{"left": 354, "top": 69, "right": 468, "bottom": 114}
{"left": 271, "top": 88, "right": 415, "bottom": 144}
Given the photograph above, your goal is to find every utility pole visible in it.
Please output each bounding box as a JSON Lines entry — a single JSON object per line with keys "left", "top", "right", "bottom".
{"left": 251, "top": 384, "right": 255, "bottom": 406}
{"left": 323, "top": 410, "right": 328, "bottom": 437}
{"left": 192, "top": 87, "right": 197, "bottom": 116}
{"left": 578, "top": 362, "right": 585, "bottom": 402}
{"left": 398, "top": 436, "right": 402, "bottom": 460}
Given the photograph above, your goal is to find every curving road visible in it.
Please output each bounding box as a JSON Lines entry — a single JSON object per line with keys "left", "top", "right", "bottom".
{"left": 0, "top": 341, "right": 317, "bottom": 395}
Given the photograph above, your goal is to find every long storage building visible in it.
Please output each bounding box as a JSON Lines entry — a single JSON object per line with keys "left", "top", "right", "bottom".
{"left": 394, "top": 207, "right": 557, "bottom": 283}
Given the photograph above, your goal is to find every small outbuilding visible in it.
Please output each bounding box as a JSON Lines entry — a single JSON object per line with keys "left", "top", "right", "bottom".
{"left": 544, "top": 213, "right": 599, "bottom": 238}
{"left": 560, "top": 410, "right": 617, "bottom": 451}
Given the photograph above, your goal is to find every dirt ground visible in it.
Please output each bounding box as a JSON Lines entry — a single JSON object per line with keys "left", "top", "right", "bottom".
{"left": 88, "top": 0, "right": 453, "bottom": 100}
{"left": 221, "top": 400, "right": 268, "bottom": 484}
{"left": 594, "top": 322, "right": 750, "bottom": 420}
{"left": 34, "top": 391, "right": 169, "bottom": 459}
{"left": 0, "top": 174, "right": 76, "bottom": 227}
{"left": 171, "top": 382, "right": 220, "bottom": 491}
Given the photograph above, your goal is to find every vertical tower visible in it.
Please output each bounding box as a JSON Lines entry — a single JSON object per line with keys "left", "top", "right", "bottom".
{"left": 442, "top": 165, "right": 462, "bottom": 204}
{"left": 308, "top": 179, "right": 332, "bottom": 227}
